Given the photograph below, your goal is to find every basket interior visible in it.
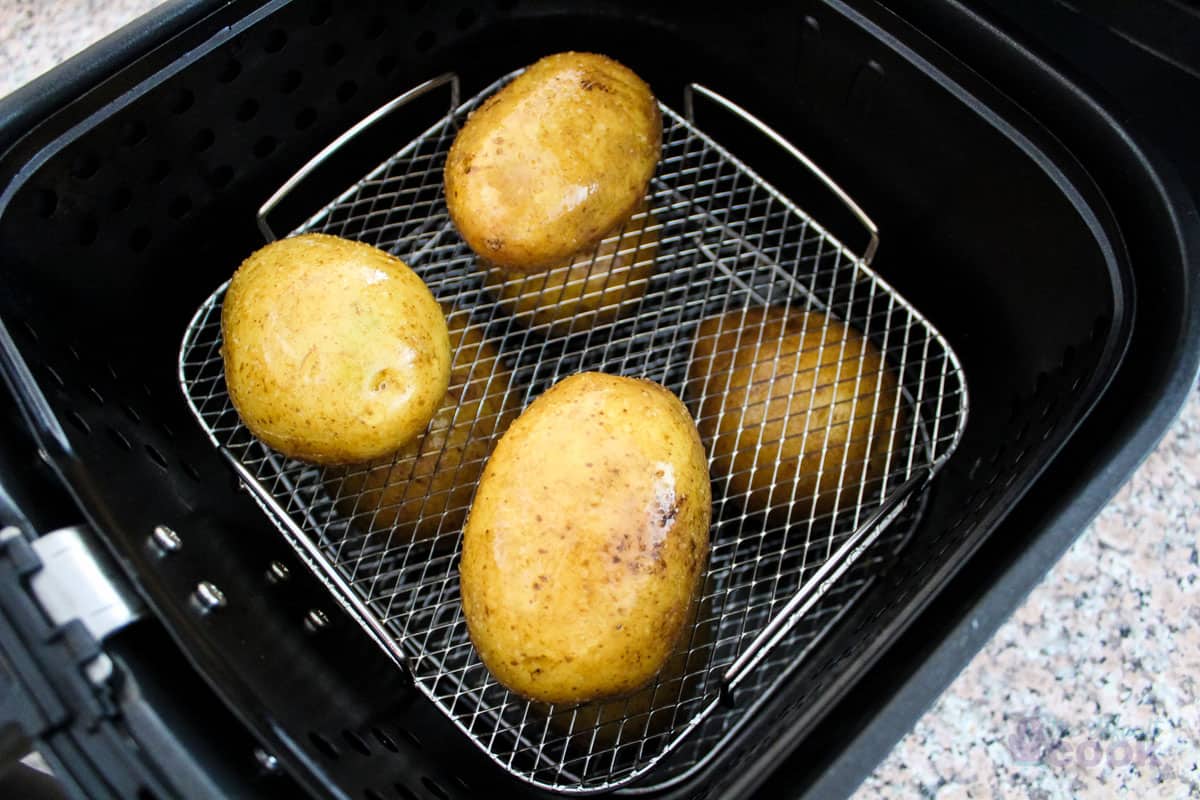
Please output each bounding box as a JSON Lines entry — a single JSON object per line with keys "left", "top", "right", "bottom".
{"left": 177, "top": 73, "right": 965, "bottom": 791}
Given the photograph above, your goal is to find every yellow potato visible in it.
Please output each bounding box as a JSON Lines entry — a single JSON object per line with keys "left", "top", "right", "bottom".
{"left": 460, "top": 372, "right": 710, "bottom": 705}
{"left": 221, "top": 233, "right": 450, "bottom": 465}
{"left": 329, "top": 315, "right": 516, "bottom": 542}
{"left": 688, "top": 305, "right": 901, "bottom": 517}
{"left": 445, "top": 52, "right": 662, "bottom": 272}
{"left": 484, "top": 208, "right": 659, "bottom": 336}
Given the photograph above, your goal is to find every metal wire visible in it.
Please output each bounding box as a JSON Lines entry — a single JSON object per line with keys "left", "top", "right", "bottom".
{"left": 178, "top": 73, "right": 967, "bottom": 794}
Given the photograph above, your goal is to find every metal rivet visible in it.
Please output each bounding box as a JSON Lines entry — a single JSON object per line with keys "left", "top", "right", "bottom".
{"left": 254, "top": 747, "right": 279, "bottom": 773}
{"left": 193, "top": 581, "right": 226, "bottom": 613}
{"left": 304, "top": 609, "right": 329, "bottom": 632}
{"left": 266, "top": 561, "right": 290, "bottom": 584}
{"left": 151, "top": 524, "right": 182, "bottom": 553}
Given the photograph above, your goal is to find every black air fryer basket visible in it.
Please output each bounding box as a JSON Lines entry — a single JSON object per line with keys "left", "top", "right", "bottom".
{"left": 0, "top": 2, "right": 1196, "bottom": 799}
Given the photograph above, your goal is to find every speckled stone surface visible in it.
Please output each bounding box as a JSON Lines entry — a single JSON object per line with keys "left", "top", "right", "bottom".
{"left": 4, "top": 3, "right": 1199, "bottom": 798}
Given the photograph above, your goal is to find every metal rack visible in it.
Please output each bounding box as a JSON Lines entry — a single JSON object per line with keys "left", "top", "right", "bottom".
{"left": 179, "top": 71, "right": 967, "bottom": 793}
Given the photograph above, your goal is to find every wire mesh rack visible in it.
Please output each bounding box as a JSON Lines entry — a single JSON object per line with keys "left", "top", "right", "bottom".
{"left": 179, "top": 71, "right": 967, "bottom": 793}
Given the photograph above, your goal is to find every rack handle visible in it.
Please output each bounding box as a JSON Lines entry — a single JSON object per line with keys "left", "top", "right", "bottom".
{"left": 683, "top": 83, "right": 879, "bottom": 266}
{"left": 257, "top": 73, "right": 461, "bottom": 242}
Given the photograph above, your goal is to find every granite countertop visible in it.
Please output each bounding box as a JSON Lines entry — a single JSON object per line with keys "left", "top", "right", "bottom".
{"left": 3, "top": 3, "right": 1198, "bottom": 798}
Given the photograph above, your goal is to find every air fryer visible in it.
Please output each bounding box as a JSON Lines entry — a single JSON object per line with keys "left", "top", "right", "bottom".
{"left": 0, "top": 1, "right": 1195, "bottom": 799}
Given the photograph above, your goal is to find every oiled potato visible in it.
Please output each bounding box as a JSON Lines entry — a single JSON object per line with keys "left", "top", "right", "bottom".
{"left": 329, "top": 315, "right": 516, "bottom": 542}
{"left": 222, "top": 233, "right": 450, "bottom": 465}
{"left": 461, "top": 372, "right": 710, "bottom": 705}
{"left": 484, "top": 208, "right": 659, "bottom": 336}
{"left": 689, "top": 305, "right": 901, "bottom": 517}
{"left": 445, "top": 52, "right": 662, "bottom": 272}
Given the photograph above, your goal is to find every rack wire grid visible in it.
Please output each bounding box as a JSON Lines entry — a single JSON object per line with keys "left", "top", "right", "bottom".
{"left": 179, "top": 72, "right": 967, "bottom": 793}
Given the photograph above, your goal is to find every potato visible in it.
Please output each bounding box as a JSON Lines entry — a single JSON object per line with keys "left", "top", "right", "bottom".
{"left": 484, "top": 207, "right": 658, "bottom": 336}
{"left": 460, "top": 372, "right": 710, "bottom": 705}
{"left": 221, "top": 233, "right": 450, "bottom": 465}
{"left": 688, "top": 305, "right": 901, "bottom": 517}
{"left": 329, "top": 314, "right": 516, "bottom": 542}
{"left": 445, "top": 52, "right": 662, "bottom": 272}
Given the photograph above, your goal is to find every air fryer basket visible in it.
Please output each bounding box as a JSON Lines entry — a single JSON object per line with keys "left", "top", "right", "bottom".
{"left": 177, "top": 66, "right": 966, "bottom": 792}
{"left": 0, "top": 1, "right": 1165, "bottom": 798}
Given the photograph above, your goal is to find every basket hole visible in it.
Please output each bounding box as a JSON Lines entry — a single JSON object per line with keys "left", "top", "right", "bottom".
{"left": 209, "top": 165, "right": 235, "bottom": 188}
{"left": 78, "top": 216, "right": 98, "bottom": 246}
{"left": 253, "top": 136, "right": 278, "bottom": 159}
{"left": 371, "top": 727, "right": 398, "bottom": 752}
{"left": 420, "top": 777, "right": 448, "bottom": 800}
{"left": 144, "top": 444, "right": 168, "bottom": 471}
{"left": 324, "top": 43, "right": 346, "bottom": 66}
{"left": 364, "top": 791, "right": 385, "bottom": 800}
{"left": 236, "top": 99, "right": 259, "bottom": 122}
{"left": 137, "top": 788, "right": 159, "bottom": 800}
{"left": 364, "top": 15, "right": 387, "bottom": 39}
{"left": 451, "top": 776, "right": 470, "bottom": 792}
{"left": 415, "top": 30, "right": 436, "bottom": 52}
{"left": 108, "top": 428, "right": 133, "bottom": 452}
{"left": 294, "top": 108, "right": 317, "bottom": 131}
{"left": 375, "top": 55, "right": 398, "bottom": 77}
{"left": 336, "top": 81, "right": 358, "bottom": 104}
{"left": 86, "top": 385, "right": 104, "bottom": 404}
{"left": 71, "top": 153, "right": 100, "bottom": 180}
{"left": 110, "top": 186, "right": 133, "bottom": 212}
{"left": 393, "top": 784, "right": 419, "bottom": 800}
{"left": 217, "top": 60, "right": 242, "bottom": 83}
{"left": 168, "top": 195, "right": 193, "bottom": 219}
{"left": 130, "top": 227, "right": 152, "bottom": 253}
{"left": 32, "top": 189, "right": 57, "bottom": 218}
{"left": 19, "top": 320, "right": 38, "bottom": 342}
{"left": 147, "top": 160, "right": 171, "bottom": 184}
{"left": 455, "top": 8, "right": 478, "bottom": 29}
{"left": 342, "top": 730, "right": 370, "bottom": 755}
{"left": 44, "top": 365, "right": 64, "bottom": 389}
{"left": 310, "top": 0, "right": 332, "bottom": 25}
{"left": 182, "top": 461, "right": 201, "bottom": 481}
{"left": 67, "top": 410, "right": 91, "bottom": 435}
{"left": 280, "top": 69, "right": 303, "bottom": 94}
{"left": 264, "top": 29, "right": 288, "bottom": 52}
{"left": 309, "top": 732, "right": 339, "bottom": 760}
{"left": 169, "top": 89, "right": 194, "bottom": 115}
{"left": 122, "top": 404, "right": 142, "bottom": 424}
{"left": 398, "top": 727, "right": 421, "bottom": 749}
{"left": 121, "top": 120, "right": 148, "bottom": 147}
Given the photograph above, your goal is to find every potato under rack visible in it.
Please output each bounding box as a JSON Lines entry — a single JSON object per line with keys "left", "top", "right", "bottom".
{"left": 178, "top": 71, "right": 967, "bottom": 793}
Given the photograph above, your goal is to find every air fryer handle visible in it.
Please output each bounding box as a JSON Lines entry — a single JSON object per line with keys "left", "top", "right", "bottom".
{"left": 683, "top": 83, "right": 880, "bottom": 265}
{"left": 256, "top": 72, "right": 461, "bottom": 242}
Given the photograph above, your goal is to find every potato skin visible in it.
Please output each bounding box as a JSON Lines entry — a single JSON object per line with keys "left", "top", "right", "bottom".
{"left": 460, "top": 372, "right": 710, "bottom": 705}
{"left": 221, "top": 233, "right": 450, "bottom": 465}
{"left": 484, "top": 208, "right": 658, "bottom": 336}
{"left": 329, "top": 315, "right": 516, "bottom": 541}
{"left": 445, "top": 52, "right": 662, "bottom": 272}
{"left": 689, "top": 305, "right": 901, "bottom": 517}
